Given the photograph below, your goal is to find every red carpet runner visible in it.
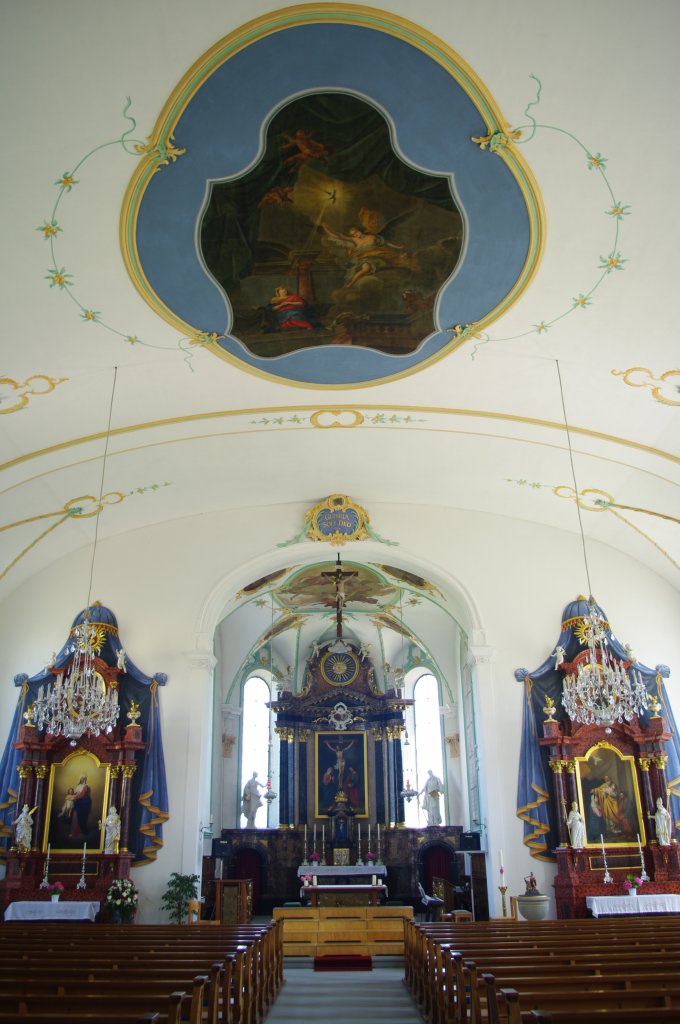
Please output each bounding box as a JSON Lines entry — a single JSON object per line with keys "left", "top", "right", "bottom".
{"left": 313, "top": 955, "right": 373, "bottom": 971}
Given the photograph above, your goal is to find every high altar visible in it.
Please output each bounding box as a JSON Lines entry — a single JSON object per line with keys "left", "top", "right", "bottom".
{"left": 204, "top": 558, "right": 488, "bottom": 918}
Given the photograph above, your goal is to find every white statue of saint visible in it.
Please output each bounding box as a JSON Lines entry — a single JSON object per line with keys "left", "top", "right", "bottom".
{"left": 567, "top": 801, "right": 585, "bottom": 849}
{"left": 655, "top": 796, "right": 672, "bottom": 846}
{"left": 241, "top": 772, "right": 265, "bottom": 828}
{"left": 103, "top": 805, "right": 121, "bottom": 854}
{"left": 13, "top": 804, "right": 36, "bottom": 850}
{"left": 420, "top": 769, "right": 443, "bottom": 826}
{"left": 116, "top": 648, "right": 127, "bottom": 671}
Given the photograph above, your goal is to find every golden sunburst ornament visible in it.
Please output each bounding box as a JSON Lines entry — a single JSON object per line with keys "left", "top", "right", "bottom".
{"left": 328, "top": 655, "right": 349, "bottom": 678}
{"left": 573, "top": 616, "right": 606, "bottom": 648}
{"left": 74, "top": 623, "right": 106, "bottom": 654}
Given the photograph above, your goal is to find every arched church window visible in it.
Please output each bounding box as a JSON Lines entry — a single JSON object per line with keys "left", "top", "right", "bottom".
{"left": 412, "top": 672, "right": 446, "bottom": 827}
{"left": 240, "top": 675, "right": 274, "bottom": 827}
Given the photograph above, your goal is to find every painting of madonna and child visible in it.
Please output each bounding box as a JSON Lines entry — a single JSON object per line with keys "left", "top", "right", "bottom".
{"left": 200, "top": 91, "right": 463, "bottom": 358}
{"left": 575, "top": 744, "right": 646, "bottom": 846}
{"left": 45, "top": 751, "right": 110, "bottom": 853}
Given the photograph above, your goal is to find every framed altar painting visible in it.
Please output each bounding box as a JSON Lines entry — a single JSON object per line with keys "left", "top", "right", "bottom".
{"left": 315, "top": 730, "right": 367, "bottom": 818}
{"left": 574, "top": 742, "right": 646, "bottom": 847}
{"left": 43, "top": 749, "right": 110, "bottom": 852}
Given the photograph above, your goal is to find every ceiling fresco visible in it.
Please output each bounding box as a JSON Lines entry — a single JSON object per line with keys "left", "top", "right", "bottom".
{"left": 123, "top": 4, "right": 543, "bottom": 386}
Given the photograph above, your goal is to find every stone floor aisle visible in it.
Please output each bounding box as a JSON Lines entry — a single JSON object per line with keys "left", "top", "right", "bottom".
{"left": 264, "top": 959, "right": 423, "bottom": 1023}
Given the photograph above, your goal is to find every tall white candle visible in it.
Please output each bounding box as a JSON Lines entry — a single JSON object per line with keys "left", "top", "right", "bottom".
{"left": 368, "top": 823, "right": 371, "bottom": 849}
{"left": 304, "top": 824, "right": 307, "bottom": 843}
{"left": 377, "top": 823, "right": 380, "bottom": 850}
{"left": 499, "top": 849, "right": 504, "bottom": 871}
{"left": 322, "top": 824, "right": 325, "bottom": 852}
{"left": 600, "top": 834, "right": 606, "bottom": 856}
{"left": 357, "top": 821, "right": 361, "bottom": 855}
{"left": 313, "top": 824, "right": 316, "bottom": 847}
{"left": 83, "top": 843, "right": 87, "bottom": 858}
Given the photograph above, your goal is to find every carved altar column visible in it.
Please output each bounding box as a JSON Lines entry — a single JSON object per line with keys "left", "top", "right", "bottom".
{"left": 385, "top": 728, "right": 397, "bottom": 824}
{"left": 654, "top": 754, "right": 669, "bottom": 803}
{"left": 389, "top": 725, "right": 406, "bottom": 826}
{"left": 549, "top": 760, "right": 569, "bottom": 846}
{"left": 565, "top": 761, "right": 578, "bottom": 807}
{"left": 109, "top": 765, "right": 122, "bottom": 815}
{"left": 33, "top": 765, "right": 49, "bottom": 850}
{"left": 373, "top": 726, "right": 386, "bottom": 824}
{"left": 638, "top": 757, "right": 655, "bottom": 834}
{"left": 276, "top": 727, "right": 294, "bottom": 827}
{"left": 118, "top": 764, "right": 136, "bottom": 853}
{"left": 16, "top": 764, "right": 33, "bottom": 816}
{"left": 297, "top": 728, "right": 309, "bottom": 824}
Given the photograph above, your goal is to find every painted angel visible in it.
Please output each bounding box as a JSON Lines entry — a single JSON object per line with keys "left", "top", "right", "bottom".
{"left": 320, "top": 207, "right": 417, "bottom": 288}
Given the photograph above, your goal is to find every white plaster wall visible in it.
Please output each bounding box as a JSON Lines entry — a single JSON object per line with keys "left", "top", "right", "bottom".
{"left": 0, "top": 502, "right": 677, "bottom": 920}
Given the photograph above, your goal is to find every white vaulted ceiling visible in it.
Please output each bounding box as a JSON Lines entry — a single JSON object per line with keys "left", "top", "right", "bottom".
{"left": 1, "top": 0, "right": 678, "bottom": 639}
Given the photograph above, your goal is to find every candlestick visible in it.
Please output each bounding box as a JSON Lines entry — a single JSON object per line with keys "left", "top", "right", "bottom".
{"left": 600, "top": 834, "right": 613, "bottom": 883}
{"left": 368, "top": 823, "right": 371, "bottom": 849}
{"left": 377, "top": 822, "right": 382, "bottom": 864}
{"left": 498, "top": 884, "right": 508, "bottom": 918}
{"left": 322, "top": 824, "right": 325, "bottom": 860}
{"left": 77, "top": 842, "right": 87, "bottom": 889}
{"left": 313, "top": 824, "right": 317, "bottom": 848}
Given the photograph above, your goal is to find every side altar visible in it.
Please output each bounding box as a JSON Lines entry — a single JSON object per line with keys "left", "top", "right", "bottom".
{"left": 0, "top": 604, "right": 169, "bottom": 915}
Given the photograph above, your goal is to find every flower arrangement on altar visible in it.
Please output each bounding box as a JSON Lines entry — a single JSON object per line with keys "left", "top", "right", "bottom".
{"left": 624, "top": 873, "right": 643, "bottom": 893}
{"left": 46, "top": 881, "right": 64, "bottom": 896}
{"left": 366, "top": 851, "right": 376, "bottom": 863}
{"left": 106, "top": 878, "right": 139, "bottom": 920}
{"left": 309, "top": 851, "right": 321, "bottom": 863}
{"left": 301, "top": 874, "right": 313, "bottom": 885}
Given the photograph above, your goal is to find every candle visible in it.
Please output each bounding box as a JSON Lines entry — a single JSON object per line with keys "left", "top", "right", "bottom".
{"left": 83, "top": 843, "right": 87, "bottom": 857}
{"left": 304, "top": 824, "right": 307, "bottom": 843}
{"left": 313, "top": 824, "right": 316, "bottom": 847}
{"left": 322, "top": 825, "right": 325, "bottom": 854}
{"left": 377, "top": 823, "right": 380, "bottom": 850}
{"left": 368, "top": 823, "right": 371, "bottom": 849}
{"left": 600, "top": 834, "right": 606, "bottom": 857}
{"left": 499, "top": 849, "right": 504, "bottom": 871}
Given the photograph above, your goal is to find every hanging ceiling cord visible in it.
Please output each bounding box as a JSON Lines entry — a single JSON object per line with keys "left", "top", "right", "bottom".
{"left": 555, "top": 359, "right": 593, "bottom": 599}
{"left": 85, "top": 365, "right": 118, "bottom": 612}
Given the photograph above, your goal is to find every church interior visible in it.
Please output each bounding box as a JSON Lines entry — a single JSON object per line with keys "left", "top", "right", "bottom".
{"left": 1, "top": 3, "right": 679, "bottom": 1014}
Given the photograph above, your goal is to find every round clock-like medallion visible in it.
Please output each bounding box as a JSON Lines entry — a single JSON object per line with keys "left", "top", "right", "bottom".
{"left": 320, "top": 650, "right": 360, "bottom": 687}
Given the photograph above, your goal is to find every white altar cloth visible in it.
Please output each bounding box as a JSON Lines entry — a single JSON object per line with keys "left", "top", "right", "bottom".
{"left": 586, "top": 893, "right": 680, "bottom": 917}
{"left": 297, "top": 864, "right": 387, "bottom": 879}
{"left": 4, "top": 900, "right": 100, "bottom": 922}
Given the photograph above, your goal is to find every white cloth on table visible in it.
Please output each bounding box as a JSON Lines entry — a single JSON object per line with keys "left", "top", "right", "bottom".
{"left": 585, "top": 894, "right": 680, "bottom": 917}
{"left": 4, "top": 900, "right": 100, "bottom": 921}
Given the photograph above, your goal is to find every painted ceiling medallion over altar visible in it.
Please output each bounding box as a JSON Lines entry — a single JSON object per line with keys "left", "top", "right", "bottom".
{"left": 123, "top": 4, "right": 543, "bottom": 386}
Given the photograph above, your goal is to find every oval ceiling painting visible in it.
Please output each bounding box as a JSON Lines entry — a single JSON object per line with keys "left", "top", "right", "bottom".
{"left": 122, "top": 4, "right": 544, "bottom": 387}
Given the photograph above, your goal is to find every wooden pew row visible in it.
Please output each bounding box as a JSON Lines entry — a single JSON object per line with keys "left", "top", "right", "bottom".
{"left": 0, "top": 923, "right": 283, "bottom": 1024}
{"left": 403, "top": 918, "right": 680, "bottom": 1024}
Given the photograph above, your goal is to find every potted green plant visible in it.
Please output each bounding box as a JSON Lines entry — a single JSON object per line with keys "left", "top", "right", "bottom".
{"left": 160, "top": 872, "right": 199, "bottom": 924}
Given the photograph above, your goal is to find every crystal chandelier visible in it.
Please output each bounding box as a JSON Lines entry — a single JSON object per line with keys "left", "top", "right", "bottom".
{"left": 555, "top": 361, "right": 648, "bottom": 727}
{"left": 34, "top": 617, "right": 120, "bottom": 743}
{"left": 33, "top": 367, "right": 122, "bottom": 744}
{"left": 561, "top": 598, "right": 648, "bottom": 726}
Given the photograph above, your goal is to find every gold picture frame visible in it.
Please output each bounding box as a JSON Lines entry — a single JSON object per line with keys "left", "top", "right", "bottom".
{"left": 575, "top": 741, "right": 646, "bottom": 848}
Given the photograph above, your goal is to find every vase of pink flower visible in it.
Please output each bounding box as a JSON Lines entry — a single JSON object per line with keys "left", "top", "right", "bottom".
{"left": 624, "top": 873, "right": 643, "bottom": 895}
{"left": 309, "top": 851, "right": 321, "bottom": 864}
{"left": 366, "top": 852, "right": 376, "bottom": 863}
{"left": 47, "top": 881, "right": 64, "bottom": 902}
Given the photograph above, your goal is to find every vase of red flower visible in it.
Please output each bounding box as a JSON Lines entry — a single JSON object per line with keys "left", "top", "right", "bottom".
{"left": 47, "top": 881, "right": 64, "bottom": 902}
{"left": 624, "top": 874, "right": 642, "bottom": 896}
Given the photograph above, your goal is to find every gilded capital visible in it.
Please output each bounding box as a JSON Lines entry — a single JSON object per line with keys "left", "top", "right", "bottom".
{"left": 17, "top": 765, "right": 32, "bottom": 779}
{"left": 638, "top": 757, "right": 651, "bottom": 772}
{"left": 34, "top": 766, "right": 49, "bottom": 780}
